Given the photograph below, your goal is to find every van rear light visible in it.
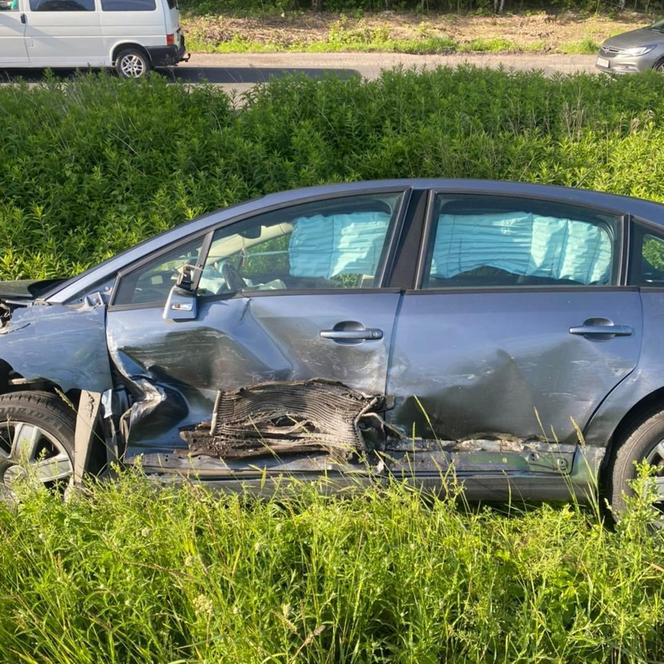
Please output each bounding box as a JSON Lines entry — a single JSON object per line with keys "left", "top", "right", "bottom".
{"left": 166, "top": 33, "right": 175, "bottom": 45}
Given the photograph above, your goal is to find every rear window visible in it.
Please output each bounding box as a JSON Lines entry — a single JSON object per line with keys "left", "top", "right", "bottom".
{"left": 101, "top": 0, "right": 155, "bottom": 9}
{"left": 167, "top": 0, "right": 176, "bottom": 7}
{"left": 30, "top": 0, "right": 93, "bottom": 10}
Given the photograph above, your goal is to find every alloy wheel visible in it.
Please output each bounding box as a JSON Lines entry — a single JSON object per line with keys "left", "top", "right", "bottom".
{"left": 120, "top": 54, "right": 146, "bottom": 78}
{"left": 644, "top": 439, "right": 664, "bottom": 508}
{"left": 0, "top": 420, "right": 73, "bottom": 490}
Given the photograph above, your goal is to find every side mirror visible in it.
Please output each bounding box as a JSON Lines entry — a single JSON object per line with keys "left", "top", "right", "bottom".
{"left": 163, "top": 264, "right": 198, "bottom": 322}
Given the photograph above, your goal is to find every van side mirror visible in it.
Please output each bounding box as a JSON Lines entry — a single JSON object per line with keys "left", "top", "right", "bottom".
{"left": 163, "top": 264, "right": 198, "bottom": 322}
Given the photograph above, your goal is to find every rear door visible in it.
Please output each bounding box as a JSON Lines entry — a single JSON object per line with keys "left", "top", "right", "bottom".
{"left": 0, "top": 0, "right": 28, "bottom": 64}
{"left": 387, "top": 190, "right": 642, "bottom": 452}
{"left": 105, "top": 189, "right": 409, "bottom": 457}
{"left": 99, "top": 0, "right": 166, "bottom": 56}
{"left": 25, "top": 0, "right": 105, "bottom": 67}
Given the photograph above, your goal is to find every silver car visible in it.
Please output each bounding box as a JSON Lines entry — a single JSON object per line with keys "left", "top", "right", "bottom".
{"left": 597, "top": 19, "right": 664, "bottom": 74}
{"left": 2, "top": 179, "right": 664, "bottom": 516}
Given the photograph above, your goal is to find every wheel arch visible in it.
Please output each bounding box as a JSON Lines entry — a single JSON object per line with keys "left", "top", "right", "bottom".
{"left": 111, "top": 42, "right": 152, "bottom": 65}
{"left": 598, "top": 386, "right": 664, "bottom": 484}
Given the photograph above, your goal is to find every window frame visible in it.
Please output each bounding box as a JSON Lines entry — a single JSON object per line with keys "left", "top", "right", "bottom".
{"left": 627, "top": 218, "right": 664, "bottom": 288}
{"left": 108, "top": 187, "right": 411, "bottom": 310}
{"left": 413, "top": 189, "right": 629, "bottom": 292}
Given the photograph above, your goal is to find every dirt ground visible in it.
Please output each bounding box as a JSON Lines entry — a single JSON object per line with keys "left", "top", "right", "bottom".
{"left": 182, "top": 10, "right": 652, "bottom": 51}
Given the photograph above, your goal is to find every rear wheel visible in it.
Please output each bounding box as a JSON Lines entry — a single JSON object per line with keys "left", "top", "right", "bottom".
{"left": 0, "top": 392, "right": 75, "bottom": 493}
{"left": 608, "top": 410, "right": 664, "bottom": 517}
{"left": 115, "top": 47, "right": 151, "bottom": 79}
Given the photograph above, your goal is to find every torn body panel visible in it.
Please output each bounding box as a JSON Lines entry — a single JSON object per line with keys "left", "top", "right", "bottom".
{"left": 0, "top": 299, "right": 112, "bottom": 394}
{"left": 180, "top": 379, "right": 385, "bottom": 461}
{"left": 106, "top": 292, "right": 400, "bottom": 455}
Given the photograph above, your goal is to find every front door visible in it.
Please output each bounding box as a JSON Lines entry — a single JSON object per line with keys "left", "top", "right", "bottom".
{"left": 105, "top": 190, "right": 408, "bottom": 463}
{"left": 0, "top": 0, "right": 28, "bottom": 65}
{"left": 25, "top": 0, "right": 105, "bottom": 67}
{"left": 388, "top": 192, "right": 642, "bottom": 453}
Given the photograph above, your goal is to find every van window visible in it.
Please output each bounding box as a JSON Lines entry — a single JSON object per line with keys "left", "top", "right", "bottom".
{"left": 30, "top": 0, "right": 93, "bottom": 9}
{"left": 101, "top": 0, "right": 155, "bottom": 10}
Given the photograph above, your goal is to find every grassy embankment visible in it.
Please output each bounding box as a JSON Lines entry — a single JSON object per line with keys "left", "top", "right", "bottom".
{"left": 177, "top": 5, "right": 655, "bottom": 55}
{"left": 1, "top": 69, "right": 664, "bottom": 660}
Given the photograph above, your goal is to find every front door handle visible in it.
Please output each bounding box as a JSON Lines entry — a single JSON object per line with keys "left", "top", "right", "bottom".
{"left": 320, "top": 321, "right": 383, "bottom": 342}
{"left": 320, "top": 329, "right": 383, "bottom": 341}
{"left": 569, "top": 317, "right": 633, "bottom": 338}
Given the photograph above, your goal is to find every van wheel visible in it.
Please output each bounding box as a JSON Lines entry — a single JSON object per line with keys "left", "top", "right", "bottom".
{"left": 607, "top": 410, "right": 664, "bottom": 517}
{"left": 115, "top": 48, "right": 151, "bottom": 79}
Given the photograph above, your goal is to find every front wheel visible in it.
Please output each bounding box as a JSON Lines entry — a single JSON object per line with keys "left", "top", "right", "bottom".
{"left": 115, "top": 48, "right": 151, "bottom": 79}
{"left": 0, "top": 391, "right": 75, "bottom": 493}
{"left": 607, "top": 410, "right": 664, "bottom": 517}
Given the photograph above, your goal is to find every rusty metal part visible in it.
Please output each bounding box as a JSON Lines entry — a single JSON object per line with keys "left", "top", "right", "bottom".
{"left": 180, "top": 379, "right": 385, "bottom": 460}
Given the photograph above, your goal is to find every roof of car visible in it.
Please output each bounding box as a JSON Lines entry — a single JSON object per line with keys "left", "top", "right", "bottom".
{"left": 47, "top": 179, "right": 664, "bottom": 303}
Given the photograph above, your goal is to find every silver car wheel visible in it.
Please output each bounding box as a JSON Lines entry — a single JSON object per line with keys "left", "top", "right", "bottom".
{"left": 0, "top": 420, "right": 73, "bottom": 489}
{"left": 119, "top": 53, "right": 147, "bottom": 79}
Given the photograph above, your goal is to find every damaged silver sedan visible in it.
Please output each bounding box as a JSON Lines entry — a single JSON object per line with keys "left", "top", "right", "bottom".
{"left": 2, "top": 179, "right": 664, "bottom": 514}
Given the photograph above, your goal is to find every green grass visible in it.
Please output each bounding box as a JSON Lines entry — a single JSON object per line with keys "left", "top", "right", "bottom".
{"left": 0, "top": 470, "right": 661, "bottom": 662}
{"left": 3, "top": 68, "right": 664, "bottom": 282}
{"left": 560, "top": 37, "right": 600, "bottom": 54}
{"left": 4, "top": 69, "right": 664, "bottom": 661}
{"left": 184, "top": 28, "right": 590, "bottom": 55}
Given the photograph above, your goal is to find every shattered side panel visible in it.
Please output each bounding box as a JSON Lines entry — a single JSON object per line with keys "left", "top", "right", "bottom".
{"left": 387, "top": 289, "right": 642, "bottom": 446}
{"left": 0, "top": 300, "right": 112, "bottom": 393}
{"left": 181, "top": 379, "right": 384, "bottom": 461}
{"left": 106, "top": 292, "right": 400, "bottom": 453}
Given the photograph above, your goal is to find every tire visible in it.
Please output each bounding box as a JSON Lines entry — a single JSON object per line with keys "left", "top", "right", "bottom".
{"left": 0, "top": 391, "right": 75, "bottom": 491}
{"left": 607, "top": 410, "right": 664, "bottom": 517}
{"left": 115, "top": 47, "right": 151, "bottom": 79}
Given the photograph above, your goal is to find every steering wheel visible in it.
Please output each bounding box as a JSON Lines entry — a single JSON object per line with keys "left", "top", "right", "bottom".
{"left": 221, "top": 262, "right": 246, "bottom": 293}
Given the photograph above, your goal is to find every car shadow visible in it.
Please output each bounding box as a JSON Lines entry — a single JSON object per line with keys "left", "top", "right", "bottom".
{"left": 0, "top": 65, "right": 360, "bottom": 84}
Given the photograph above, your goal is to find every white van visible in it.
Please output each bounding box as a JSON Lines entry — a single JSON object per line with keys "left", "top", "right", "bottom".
{"left": 0, "top": 0, "right": 188, "bottom": 78}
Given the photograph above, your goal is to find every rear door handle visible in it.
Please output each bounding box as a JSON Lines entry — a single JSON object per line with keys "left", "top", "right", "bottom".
{"left": 320, "top": 329, "right": 383, "bottom": 341}
{"left": 569, "top": 317, "right": 633, "bottom": 338}
{"left": 20, "top": 13, "right": 26, "bottom": 23}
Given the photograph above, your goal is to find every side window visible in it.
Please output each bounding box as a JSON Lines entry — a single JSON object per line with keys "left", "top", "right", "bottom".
{"left": 101, "top": 0, "right": 155, "bottom": 10}
{"left": 30, "top": 0, "right": 93, "bottom": 10}
{"left": 422, "top": 195, "right": 620, "bottom": 288}
{"left": 114, "top": 236, "right": 204, "bottom": 306}
{"left": 0, "top": 0, "right": 19, "bottom": 11}
{"left": 198, "top": 192, "right": 402, "bottom": 296}
{"left": 630, "top": 226, "right": 664, "bottom": 286}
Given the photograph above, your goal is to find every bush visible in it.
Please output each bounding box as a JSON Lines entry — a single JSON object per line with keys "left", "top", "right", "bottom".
{"left": 2, "top": 68, "right": 664, "bottom": 281}
{"left": 3, "top": 70, "right": 664, "bottom": 661}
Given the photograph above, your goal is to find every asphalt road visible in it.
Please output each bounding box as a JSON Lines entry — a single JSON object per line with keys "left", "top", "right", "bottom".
{"left": 173, "top": 52, "right": 598, "bottom": 94}
{"left": 0, "top": 52, "right": 598, "bottom": 92}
